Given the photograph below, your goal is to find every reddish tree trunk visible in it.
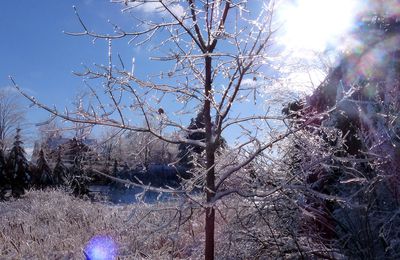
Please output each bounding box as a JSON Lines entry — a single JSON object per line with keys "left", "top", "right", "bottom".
{"left": 204, "top": 55, "right": 216, "bottom": 260}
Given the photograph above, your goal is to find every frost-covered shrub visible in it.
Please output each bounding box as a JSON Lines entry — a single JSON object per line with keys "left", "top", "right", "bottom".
{"left": 284, "top": 15, "right": 400, "bottom": 259}
{"left": 215, "top": 193, "right": 338, "bottom": 259}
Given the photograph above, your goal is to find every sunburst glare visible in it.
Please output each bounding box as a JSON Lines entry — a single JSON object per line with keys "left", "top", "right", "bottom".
{"left": 278, "top": 0, "right": 359, "bottom": 52}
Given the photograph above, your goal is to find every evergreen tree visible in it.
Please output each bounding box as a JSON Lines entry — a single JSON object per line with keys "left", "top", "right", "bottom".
{"left": 8, "top": 128, "right": 30, "bottom": 197}
{"left": 178, "top": 110, "right": 206, "bottom": 167}
{"left": 0, "top": 149, "right": 8, "bottom": 199}
{"left": 97, "top": 156, "right": 111, "bottom": 184}
{"left": 112, "top": 159, "right": 118, "bottom": 177}
{"left": 36, "top": 149, "right": 53, "bottom": 188}
{"left": 110, "top": 159, "right": 121, "bottom": 189}
{"left": 59, "top": 137, "right": 88, "bottom": 194}
{"left": 27, "top": 163, "right": 39, "bottom": 188}
{"left": 0, "top": 149, "right": 6, "bottom": 183}
{"left": 69, "top": 154, "right": 89, "bottom": 196}
{"left": 178, "top": 109, "right": 226, "bottom": 168}
{"left": 63, "top": 138, "right": 87, "bottom": 165}
{"left": 53, "top": 150, "right": 67, "bottom": 186}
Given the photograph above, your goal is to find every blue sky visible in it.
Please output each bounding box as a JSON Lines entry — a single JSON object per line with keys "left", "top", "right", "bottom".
{"left": 0, "top": 0, "right": 196, "bottom": 148}
{"left": 1, "top": 1, "right": 278, "bottom": 142}
{"left": 0, "top": 1, "right": 142, "bottom": 124}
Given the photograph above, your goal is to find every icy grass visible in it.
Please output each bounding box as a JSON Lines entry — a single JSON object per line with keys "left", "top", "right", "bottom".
{"left": 0, "top": 189, "right": 205, "bottom": 259}
{"left": 0, "top": 190, "right": 333, "bottom": 259}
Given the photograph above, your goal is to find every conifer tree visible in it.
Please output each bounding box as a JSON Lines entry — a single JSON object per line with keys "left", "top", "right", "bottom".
{"left": 53, "top": 150, "right": 67, "bottom": 186}
{"left": 36, "top": 149, "right": 53, "bottom": 188}
{"left": 8, "top": 128, "right": 30, "bottom": 197}
{"left": 178, "top": 110, "right": 226, "bottom": 168}
{"left": 69, "top": 152, "right": 89, "bottom": 196}
{"left": 178, "top": 110, "right": 206, "bottom": 168}
{"left": 98, "top": 156, "right": 111, "bottom": 184}
{"left": 64, "top": 138, "right": 85, "bottom": 165}
{"left": 0, "top": 149, "right": 8, "bottom": 199}
{"left": 109, "top": 159, "right": 121, "bottom": 189}
{"left": 112, "top": 159, "right": 118, "bottom": 177}
{"left": 0, "top": 149, "right": 6, "bottom": 183}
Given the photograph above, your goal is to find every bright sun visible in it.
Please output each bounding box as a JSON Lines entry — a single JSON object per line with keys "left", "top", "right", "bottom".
{"left": 278, "top": 0, "right": 359, "bottom": 52}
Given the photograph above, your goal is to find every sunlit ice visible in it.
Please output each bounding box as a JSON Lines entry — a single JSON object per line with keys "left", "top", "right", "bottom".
{"left": 277, "top": 0, "right": 359, "bottom": 53}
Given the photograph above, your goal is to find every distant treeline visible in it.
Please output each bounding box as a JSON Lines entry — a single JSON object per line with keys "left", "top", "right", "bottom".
{"left": 0, "top": 129, "right": 190, "bottom": 200}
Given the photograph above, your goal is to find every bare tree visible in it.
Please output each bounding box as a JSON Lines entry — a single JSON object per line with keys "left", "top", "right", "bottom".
{"left": 11, "top": 1, "right": 299, "bottom": 258}
{"left": 0, "top": 89, "right": 25, "bottom": 151}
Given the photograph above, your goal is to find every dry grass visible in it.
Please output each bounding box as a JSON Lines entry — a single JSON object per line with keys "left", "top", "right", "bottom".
{"left": 0, "top": 189, "right": 334, "bottom": 259}
{"left": 0, "top": 189, "right": 204, "bottom": 259}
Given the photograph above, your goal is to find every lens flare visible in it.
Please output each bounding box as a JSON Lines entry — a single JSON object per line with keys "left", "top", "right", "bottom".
{"left": 343, "top": 35, "right": 400, "bottom": 84}
{"left": 84, "top": 235, "right": 117, "bottom": 260}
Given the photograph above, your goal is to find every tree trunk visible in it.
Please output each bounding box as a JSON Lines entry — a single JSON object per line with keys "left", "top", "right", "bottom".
{"left": 204, "top": 55, "right": 216, "bottom": 260}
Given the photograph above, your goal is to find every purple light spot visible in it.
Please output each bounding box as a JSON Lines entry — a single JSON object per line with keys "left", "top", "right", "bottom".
{"left": 85, "top": 235, "right": 117, "bottom": 260}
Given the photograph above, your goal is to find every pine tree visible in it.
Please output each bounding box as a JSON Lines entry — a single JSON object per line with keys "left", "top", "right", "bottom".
{"left": 36, "top": 149, "right": 53, "bottom": 188}
{"left": 8, "top": 128, "right": 30, "bottom": 197}
{"left": 178, "top": 109, "right": 226, "bottom": 168}
{"left": 69, "top": 152, "right": 90, "bottom": 196}
{"left": 0, "top": 149, "right": 8, "bottom": 199}
{"left": 178, "top": 110, "right": 206, "bottom": 168}
{"left": 0, "top": 149, "right": 6, "bottom": 184}
{"left": 109, "top": 159, "right": 121, "bottom": 189}
{"left": 63, "top": 137, "right": 89, "bottom": 165}
{"left": 98, "top": 156, "right": 111, "bottom": 184}
{"left": 112, "top": 159, "right": 118, "bottom": 177}
{"left": 53, "top": 150, "right": 67, "bottom": 186}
